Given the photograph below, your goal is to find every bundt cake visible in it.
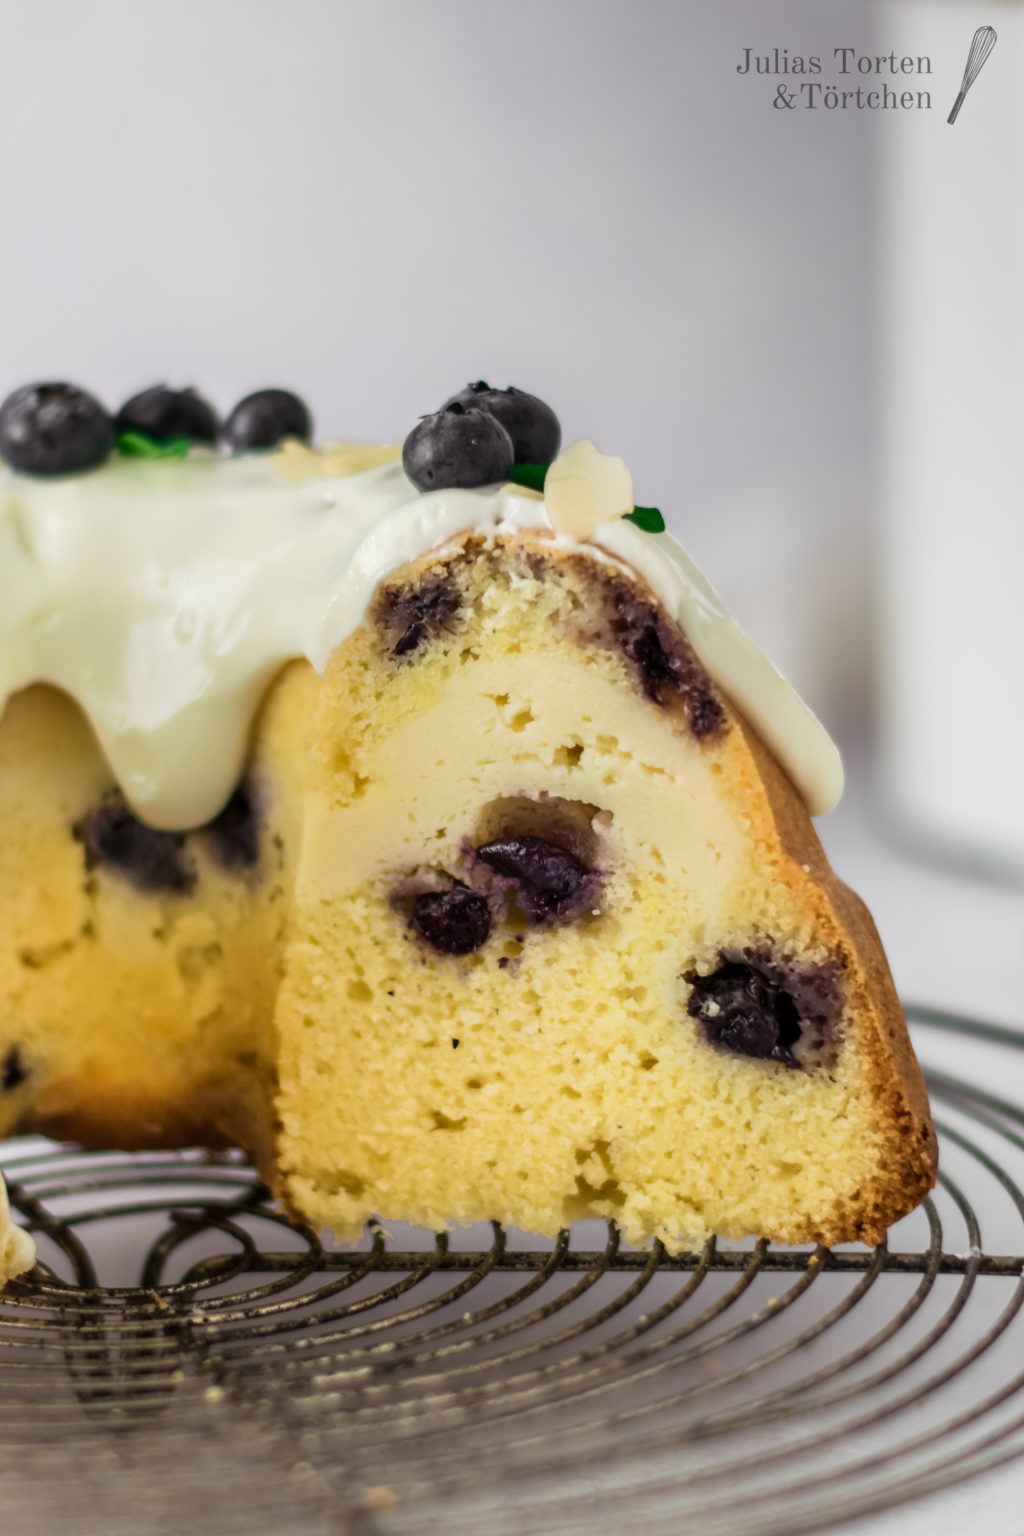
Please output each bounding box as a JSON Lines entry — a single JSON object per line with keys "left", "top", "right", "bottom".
{"left": 0, "top": 380, "right": 936, "bottom": 1276}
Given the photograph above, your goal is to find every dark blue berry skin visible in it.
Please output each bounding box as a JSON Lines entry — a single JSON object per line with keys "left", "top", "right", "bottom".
{"left": 1, "top": 1045, "right": 27, "bottom": 1092}
{"left": 378, "top": 572, "right": 462, "bottom": 658}
{"left": 403, "top": 405, "right": 514, "bottom": 492}
{"left": 441, "top": 382, "right": 561, "bottom": 465}
{"left": 0, "top": 383, "right": 114, "bottom": 476}
{"left": 200, "top": 783, "right": 261, "bottom": 872}
{"left": 75, "top": 798, "right": 195, "bottom": 895}
{"left": 115, "top": 385, "right": 220, "bottom": 445}
{"left": 475, "top": 835, "right": 594, "bottom": 923}
{"left": 412, "top": 887, "right": 492, "bottom": 954}
{"left": 224, "top": 389, "right": 312, "bottom": 452}
{"left": 686, "top": 961, "right": 802, "bottom": 1068}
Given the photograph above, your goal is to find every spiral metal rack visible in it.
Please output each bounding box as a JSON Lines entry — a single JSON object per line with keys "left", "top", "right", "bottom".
{"left": 2, "top": 1004, "right": 1024, "bottom": 1536}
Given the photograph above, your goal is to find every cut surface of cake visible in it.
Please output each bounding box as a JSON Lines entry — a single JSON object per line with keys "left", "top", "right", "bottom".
{"left": 0, "top": 379, "right": 937, "bottom": 1260}
{"left": 273, "top": 527, "right": 933, "bottom": 1250}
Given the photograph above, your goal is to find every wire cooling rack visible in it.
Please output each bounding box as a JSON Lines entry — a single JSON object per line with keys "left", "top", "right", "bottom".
{"left": 2, "top": 1004, "right": 1023, "bottom": 1536}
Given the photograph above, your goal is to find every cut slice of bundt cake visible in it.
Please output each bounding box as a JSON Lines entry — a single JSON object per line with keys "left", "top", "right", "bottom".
{"left": 0, "top": 377, "right": 936, "bottom": 1257}
{"left": 272, "top": 519, "right": 935, "bottom": 1252}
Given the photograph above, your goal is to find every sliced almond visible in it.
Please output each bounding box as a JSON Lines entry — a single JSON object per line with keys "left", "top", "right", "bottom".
{"left": 544, "top": 439, "right": 634, "bottom": 539}
{"left": 273, "top": 440, "right": 402, "bottom": 482}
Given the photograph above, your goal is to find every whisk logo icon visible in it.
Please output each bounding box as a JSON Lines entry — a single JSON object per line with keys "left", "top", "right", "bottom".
{"left": 947, "top": 26, "right": 997, "bottom": 124}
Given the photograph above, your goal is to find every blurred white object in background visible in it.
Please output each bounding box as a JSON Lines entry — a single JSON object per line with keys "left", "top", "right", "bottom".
{"left": 877, "top": 0, "right": 1024, "bottom": 874}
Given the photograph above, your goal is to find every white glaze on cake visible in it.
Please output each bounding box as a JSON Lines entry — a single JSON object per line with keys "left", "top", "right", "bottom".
{"left": 0, "top": 452, "right": 843, "bottom": 829}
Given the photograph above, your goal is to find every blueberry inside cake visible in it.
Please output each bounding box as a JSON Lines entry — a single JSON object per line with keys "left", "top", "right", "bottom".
{"left": 0, "top": 379, "right": 936, "bottom": 1276}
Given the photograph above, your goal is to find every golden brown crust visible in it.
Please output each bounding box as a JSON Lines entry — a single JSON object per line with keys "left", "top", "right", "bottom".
{"left": 733, "top": 716, "right": 937, "bottom": 1244}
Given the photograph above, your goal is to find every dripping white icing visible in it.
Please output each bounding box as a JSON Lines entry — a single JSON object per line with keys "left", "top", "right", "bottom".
{"left": 0, "top": 453, "right": 843, "bottom": 828}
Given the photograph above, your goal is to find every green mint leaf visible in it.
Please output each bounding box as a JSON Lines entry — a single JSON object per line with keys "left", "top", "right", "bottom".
{"left": 624, "top": 505, "right": 665, "bottom": 533}
{"left": 117, "top": 430, "right": 191, "bottom": 460}
{"left": 507, "top": 461, "right": 549, "bottom": 492}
